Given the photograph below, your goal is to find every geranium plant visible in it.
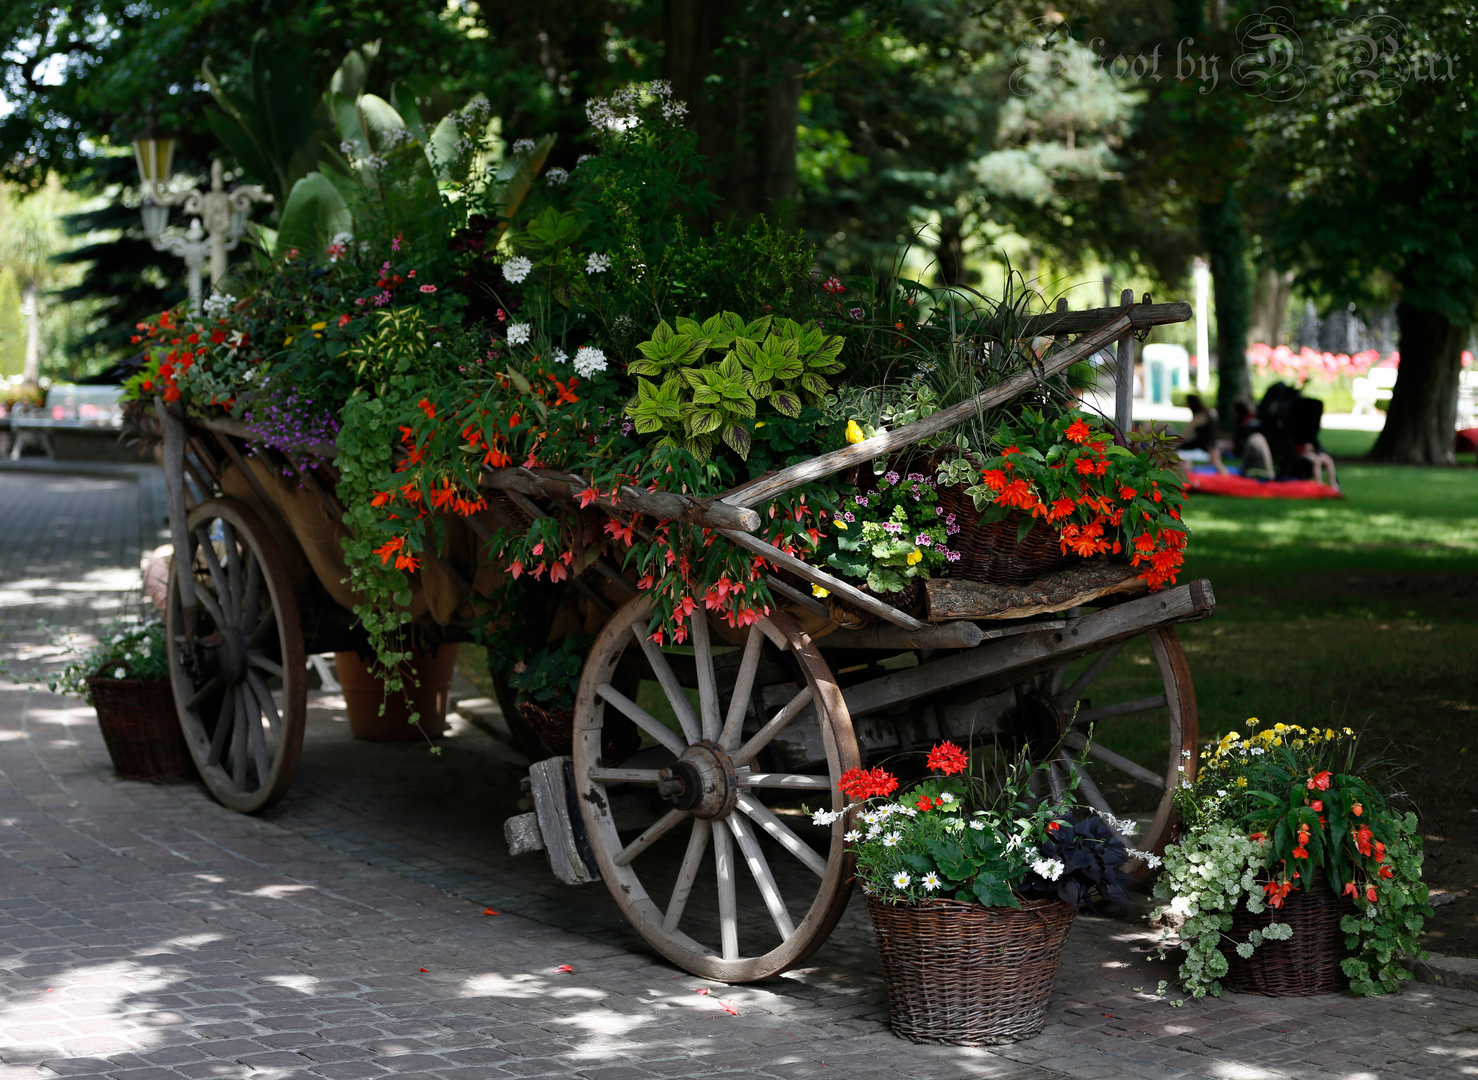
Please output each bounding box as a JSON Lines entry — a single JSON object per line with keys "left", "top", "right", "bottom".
{"left": 1156, "top": 718, "right": 1431, "bottom": 996}
{"left": 965, "top": 410, "right": 1189, "bottom": 589}
{"left": 813, "top": 467, "right": 960, "bottom": 596}
{"left": 815, "top": 740, "right": 1138, "bottom": 909}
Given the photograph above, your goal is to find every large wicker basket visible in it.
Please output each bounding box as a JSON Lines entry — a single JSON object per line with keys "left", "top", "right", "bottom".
{"left": 1219, "top": 869, "right": 1354, "bottom": 996}
{"left": 88, "top": 677, "right": 196, "bottom": 783}
{"left": 866, "top": 895, "right": 1076, "bottom": 1045}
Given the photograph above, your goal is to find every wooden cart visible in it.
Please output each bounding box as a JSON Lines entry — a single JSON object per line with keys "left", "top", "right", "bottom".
{"left": 157, "top": 297, "right": 1212, "bottom": 981}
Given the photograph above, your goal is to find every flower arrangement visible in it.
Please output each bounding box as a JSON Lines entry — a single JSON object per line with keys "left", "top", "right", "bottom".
{"left": 45, "top": 618, "right": 169, "bottom": 702}
{"left": 965, "top": 410, "right": 1189, "bottom": 589}
{"left": 1155, "top": 718, "right": 1431, "bottom": 997}
{"left": 814, "top": 468, "right": 959, "bottom": 596}
{"left": 816, "top": 739, "right": 1137, "bottom": 909}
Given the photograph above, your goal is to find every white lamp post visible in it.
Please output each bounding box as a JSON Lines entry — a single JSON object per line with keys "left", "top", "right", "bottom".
{"left": 131, "top": 130, "right": 272, "bottom": 316}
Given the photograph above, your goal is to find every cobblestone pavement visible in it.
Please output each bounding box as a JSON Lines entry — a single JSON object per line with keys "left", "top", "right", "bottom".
{"left": 2, "top": 468, "right": 1476, "bottom": 1080}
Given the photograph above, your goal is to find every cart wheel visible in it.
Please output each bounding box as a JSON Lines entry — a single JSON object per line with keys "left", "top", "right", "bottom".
{"left": 572, "top": 595, "right": 860, "bottom": 983}
{"left": 167, "top": 499, "right": 307, "bottom": 813}
{"left": 1013, "top": 625, "right": 1197, "bottom": 876}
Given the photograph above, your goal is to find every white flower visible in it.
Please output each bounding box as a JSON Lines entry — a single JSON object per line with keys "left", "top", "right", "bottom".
{"left": 202, "top": 293, "right": 236, "bottom": 319}
{"left": 811, "top": 808, "right": 841, "bottom": 827}
{"left": 1251, "top": 747, "right": 1265, "bottom": 756}
{"left": 573, "top": 346, "right": 608, "bottom": 378}
{"left": 544, "top": 167, "right": 569, "bottom": 185}
{"left": 938, "top": 792, "right": 954, "bottom": 804}
{"left": 1030, "top": 857, "right": 1065, "bottom": 882}
{"left": 585, "top": 252, "right": 611, "bottom": 274}
{"left": 880, "top": 831, "right": 901, "bottom": 848}
{"left": 1127, "top": 848, "right": 1163, "bottom": 869}
{"left": 866, "top": 825, "right": 882, "bottom": 840}
{"left": 511, "top": 138, "right": 536, "bottom": 155}
{"left": 551, "top": 347, "right": 569, "bottom": 364}
{"left": 968, "top": 819, "right": 986, "bottom": 831}
{"left": 1181, "top": 749, "right": 1192, "bottom": 759}
{"left": 859, "top": 811, "right": 878, "bottom": 826}
{"left": 1216, "top": 790, "right": 1228, "bottom": 798}
{"left": 1169, "top": 896, "right": 1194, "bottom": 917}
{"left": 891, "top": 871, "right": 911, "bottom": 889}
{"left": 843, "top": 829, "right": 860, "bottom": 842}
{"left": 1098, "top": 810, "right": 1140, "bottom": 837}
{"left": 860, "top": 882, "right": 873, "bottom": 895}
{"left": 506, "top": 323, "right": 531, "bottom": 346}
{"left": 502, "top": 256, "right": 533, "bottom": 284}
{"left": 921, "top": 872, "right": 941, "bottom": 892}
{"left": 113, "top": 667, "right": 126, "bottom": 679}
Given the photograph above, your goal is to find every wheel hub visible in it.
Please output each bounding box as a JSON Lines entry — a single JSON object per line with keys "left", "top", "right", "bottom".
{"left": 657, "top": 740, "right": 738, "bottom": 819}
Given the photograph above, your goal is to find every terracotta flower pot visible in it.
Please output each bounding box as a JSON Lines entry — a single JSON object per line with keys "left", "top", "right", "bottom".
{"left": 87, "top": 676, "right": 196, "bottom": 782}
{"left": 334, "top": 644, "right": 459, "bottom": 742}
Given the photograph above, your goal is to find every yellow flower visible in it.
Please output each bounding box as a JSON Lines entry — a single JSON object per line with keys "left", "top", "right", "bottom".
{"left": 906, "top": 548, "right": 923, "bottom": 566}
{"left": 1272, "top": 736, "right": 1283, "bottom": 746}
{"left": 284, "top": 335, "right": 295, "bottom": 346}
{"left": 310, "top": 321, "right": 327, "bottom": 330}
{"left": 845, "top": 420, "right": 865, "bottom": 444}
{"left": 755, "top": 421, "right": 765, "bottom": 428}
{"left": 811, "top": 584, "right": 830, "bottom": 598}
{"left": 1342, "top": 727, "right": 1354, "bottom": 736}
{"left": 833, "top": 519, "right": 848, "bottom": 530}
{"left": 1291, "top": 739, "right": 1304, "bottom": 748}
{"left": 1273, "top": 723, "right": 1287, "bottom": 732}
{"left": 1236, "top": 777, "right": 1248, "bottom": 787}
{"left": 1246, "top": 717, "right": 1259, "bottom": 727}
{"left": 1326, "top": 728, "right": 1336, "bottom": 740}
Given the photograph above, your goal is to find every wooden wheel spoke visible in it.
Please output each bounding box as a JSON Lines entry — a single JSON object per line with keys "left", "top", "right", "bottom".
{"left": 194, "top": 529, "right": 234, "bottom": 623}
{"left": 247, "top": 652, "right": 284, "bottom": 679}
{"left": 240, "top": 554, "right": 263, "bottom": 640}
{"left": 726, "top": 813, "right": 796, "bottom": 941}
{"left": 242, "top": 681, "right": 271, "bottom": 782}
{"left": 735, "top": 793, "right": 828, "bottom": 878}
{"left": 247, "top": 613, "right": 276, "bottom": 649}
{"left": 231, "top": 687, "right": 248, "bottom": 791}
{"left": 613, "top": 808, "right": 688, "bottom": 867}
{"left": 1076, "top": 694, "right": 1168, "bottom": 725}
{"left": 222, "top": 521, "right": 243, "bottom": 616}
{"left": 246, "top": 671, "right": 283, "bottom": 742}
{"left": 712, "top": 820, "right": 739, "bottom": 961}
{"left": 193, "top": 580, "right": 232, "bottom": 641}
{"left": 1057, "top": 752, "right": 1115, "bottom": 818}
{"left": 186, "top": 674, "right": 223, "bottom": 711}
{"left": 736, "top": 771, "right": 831, "bottom": 790}
{"left": 689, "top": 614, "right": 721, "bottom": 742}
{"left": 733, "top": 686, "right": 813, "bottom": 767}
{"left": 1058, "top": 640, "right": 1127, "bottom": 708}
{"left": 1062, "top": 729, "right": 1165, "bottom": 789}
{"left": 662, "top": 819, "right": 712, "bottom": 934}
{"left": 595, "top": 682, "right": 687, "bottom": 757}
{"left": 719, "top": 626, "right": 764, "bottom": 750}
{"left": 631, "top": 625, "right": 702, "bottom": 746}
{"left": 588, "top": 767, "right": 664, "bottom": 784}
{"left": 206, "top": 685, "right": 235, "bottom": 766}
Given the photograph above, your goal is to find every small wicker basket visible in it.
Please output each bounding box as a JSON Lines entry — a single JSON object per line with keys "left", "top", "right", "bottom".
{"left": 87, "top": 677, "right": 196, "bottom": 783}
{"left": 866, "top": 895, "right": 1076, "bottom": 1045}
{"left": 1219, "top": 869, "right": 1354, "bottom": 996}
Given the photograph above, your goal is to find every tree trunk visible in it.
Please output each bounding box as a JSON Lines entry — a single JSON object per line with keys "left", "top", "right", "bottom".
{"left": 936, "top": 215, "right": 966, "bottom": 287}
{"left": 663, "top": 1, "right": 802, "bottom": 220}
{"left": 1199, "top": 195, "right": 1251, "bottom": 420}
{"left": 21, "top": 283, "right": 40, "bottom": 385}
{"left": 1369, "top": 299, "right": 1464, "bottom": 465}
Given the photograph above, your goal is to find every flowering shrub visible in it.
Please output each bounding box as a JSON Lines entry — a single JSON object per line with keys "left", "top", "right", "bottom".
{"left": 1246, "top": 343, "right": 1392, "bottom": 383}
{"left": 1156, "top": 718, "right": 1431, "bottom": 996}
{"left": 44, "top": 618, "right": 169, "bottom": 703}
{"left": 813, "top": 468, "right": 958, "bottom": 595}
{"left": 966, "top": 410, "right": 1189, "bottom": 589}
{"left": 818, "top": 740, "right": 1135, "bottom": 909}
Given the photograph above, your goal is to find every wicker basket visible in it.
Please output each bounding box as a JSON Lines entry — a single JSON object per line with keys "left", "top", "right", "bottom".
{"left": 1219, "top": 869, "right": 1354, "bottom": 996}
{"left": 866, "top": 895, "right": 1076, "bottom": 1045}
{"left": 87, "top": 677, "right": 196, "bottom": 783}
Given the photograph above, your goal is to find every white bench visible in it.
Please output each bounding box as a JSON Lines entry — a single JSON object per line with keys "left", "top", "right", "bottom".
{"left": 1351, "top": 366, "right": 1398, "bottom": 415}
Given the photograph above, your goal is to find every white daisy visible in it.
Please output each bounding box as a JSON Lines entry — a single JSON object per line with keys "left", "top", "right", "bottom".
{"left": 891, "top": 871, "right": 911, "bottom": 889}
{"left": 573, "top": 346, "right": 608, "bottom": 378}
{"left": 939, "top": 792, "right": 954, "bottom": 804}
{"left": 506, "top": 323, "right": 531, "bottom": 346}
{"left": 860, "top": 811, "right": 878, "bottom": 826}
{"left": 502, "top": 256, "right": 533, "bottom": 284}
{"left": 866, "top": 825, "right": 882, "bottom": 840}
{"left": 880, "top": 831, "right": 901, "bottom": 848}
{"left": 968, "top": 819, "right": 986, "bottom": 831}
{"left": 921, "top": 872, "right": 941, "bottom": 891}
{"left": 586, "top": 252, "right": 611, "bottom": 274}
{"left": 843, "top": 830, "right": 861, "bottom": 842}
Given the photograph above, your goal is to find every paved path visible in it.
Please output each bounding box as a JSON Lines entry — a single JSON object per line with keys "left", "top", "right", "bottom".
{"left": 2, "top": 469, "right": 1474, "bottom": 1080}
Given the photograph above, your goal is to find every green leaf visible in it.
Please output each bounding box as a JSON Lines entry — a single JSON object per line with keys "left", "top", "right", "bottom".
{"left": 769, "top": 390, "right": 802, "bottom": 418}
{"left": 722, "top": 422, "right": 752, "bottom": 459}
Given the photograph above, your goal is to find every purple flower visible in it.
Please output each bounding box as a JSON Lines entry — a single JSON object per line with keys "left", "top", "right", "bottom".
{"left": 883, "top": 521, "right": 904, "bottom": 535}
{"left": 947, "top": 524, "right": 960, "bottom": 536}
{"left": 884, "top": 470, "right": 900, "bottom": 486}
{"left": 853, "top": 495, "right": 869, "bottom": 507}
{"left": 849, "top": 307, "right": 863, "bottom": 320}
{"left": 935, "top": 506, "right": 944, "bottom": 516}
{"left": 945, "top": 550, "right": 961, "bottom": 562}
{"left": 907, "top": 473, "right": 926, "bottom": 484}
{"left": 946, "top": 514, "right": 956, "bottom": 525}
{"left": 916, "top": 534, "right": 933, "bottom": 547}
{"left": 843, "top": 511, "right": 855, "bottom": 523}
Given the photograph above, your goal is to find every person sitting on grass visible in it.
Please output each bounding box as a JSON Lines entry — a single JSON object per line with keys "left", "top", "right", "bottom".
{"left": 1231, "top": 400, "right": 1277, "bottom": 478}
{"left": 1175, "top": 394, "right": 1230, "bottom": 475}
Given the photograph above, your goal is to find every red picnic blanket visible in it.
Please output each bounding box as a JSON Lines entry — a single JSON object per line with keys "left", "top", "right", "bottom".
{"left": 1186, "top": 472, "right": 1343, "bottom": 499}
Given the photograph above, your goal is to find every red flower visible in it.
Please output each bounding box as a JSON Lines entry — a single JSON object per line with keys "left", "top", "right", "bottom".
{"left": 418, "top": 399, "right": 436, "bottom": 420}
{"left": 1064, "top": 418, "right": 1093, "bottom": 443}
{"left": 1343, "top": 882, "right": 1358, "bottom": 898}
{"left": 1379, "top": 865, "right": 1394, "bottom": 879}
{"left": 1351, "top": 802, "right": 1363, "bottom": 817}
{"left": 1309, "top": 800, "right": 1323, "bottom": 811}
{"left": 915, "top": 795, "right": 935, "bottom": 812}
{"left": 1307, "top": 770, "right": 1332, "bottom": 791}
{"left": 1292, "top": 846, "right": 1309, "bottom": 859}
{"left": 925, "top": 740, "right": 968, "bottom": 776}
{"left": 838, "top": 767, "right": 899, "bottom": 801}
{"left": 1366, "top": 885, "right": 1378, "bottom": 903}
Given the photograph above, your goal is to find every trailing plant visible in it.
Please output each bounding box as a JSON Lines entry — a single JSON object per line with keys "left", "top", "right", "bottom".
{"left": 1156, "top": 718, "right": 1431, "bottom": 997}
{"left": 508, "top": 634, "right": 594, "bottom": 713}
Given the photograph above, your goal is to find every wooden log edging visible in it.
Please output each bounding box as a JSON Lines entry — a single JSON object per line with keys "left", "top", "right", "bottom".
{"left": 925, "top": 560, "right": 1148, "bottom": 621}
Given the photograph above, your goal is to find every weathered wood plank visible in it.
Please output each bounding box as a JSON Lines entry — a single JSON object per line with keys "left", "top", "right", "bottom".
{"left": 481, "top": 467, "right": 761, "bottom": 532}
{"left": 815, "top": 620, "right": 984, "bottom": 651}
{"left": 717, "top": 314, "right": 1132, "bottom": 510}
{"left": 528, "top": 756, "right": 599, "bottom": 885}
{"left": 973, "top": 300, "right": 1191, "bottom": 340}
{"left": 842, "top": 579, "right": 1215, "bottom": 719}
{"left": 925, "top": 560, "right": 1147, "bottom": 621}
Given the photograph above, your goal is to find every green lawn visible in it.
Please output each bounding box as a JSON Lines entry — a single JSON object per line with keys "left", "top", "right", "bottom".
{"left": 1173, "top": 462, "right": 1478, "bottom": 809}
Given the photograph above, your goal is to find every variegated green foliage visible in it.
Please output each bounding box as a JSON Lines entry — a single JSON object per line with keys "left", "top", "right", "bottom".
{"left": 625, "top": 311, "right": 844, "bottom": 459}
